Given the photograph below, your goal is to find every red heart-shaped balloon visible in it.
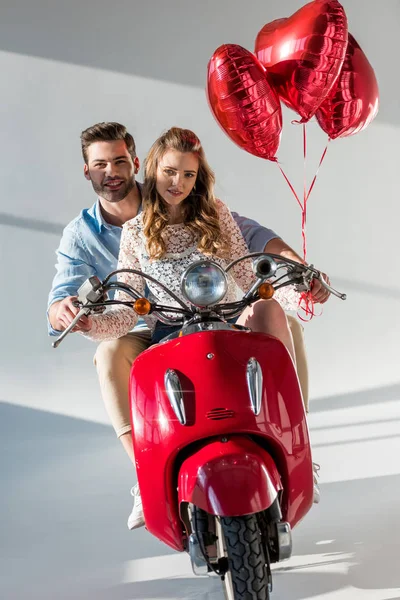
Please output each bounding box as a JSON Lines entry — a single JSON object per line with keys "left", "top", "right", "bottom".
{"left": 316, "top": 34, "right": 379, "bottom": 139}
{"left": 207, "top": 44, "right": 282, "bottom": 161}
{"left": 255, "top": 0, "right": 348, "bottom": 122}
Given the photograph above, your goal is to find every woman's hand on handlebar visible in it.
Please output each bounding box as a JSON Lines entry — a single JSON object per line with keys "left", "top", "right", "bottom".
{"left": 72, "top": 314, "right": 92, "bottom": 332}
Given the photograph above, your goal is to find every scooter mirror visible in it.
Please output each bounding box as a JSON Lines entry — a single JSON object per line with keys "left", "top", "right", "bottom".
{"left": 252, "top": 256, "right": 277, "bottom": 280}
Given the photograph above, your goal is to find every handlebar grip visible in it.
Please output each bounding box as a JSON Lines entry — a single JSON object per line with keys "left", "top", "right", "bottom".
{"left": 317, "top": 275, "right": 346, "bottom": 300}
{"left": 52, "top": 307, "right": 90, "bottom": 349}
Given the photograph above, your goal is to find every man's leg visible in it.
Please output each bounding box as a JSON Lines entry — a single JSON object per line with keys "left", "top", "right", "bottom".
{"left": 286, "top": 316, "right": 319, "bottom": 502}
{"left": 287, "top": 315, "right": 309, "bottom": 412}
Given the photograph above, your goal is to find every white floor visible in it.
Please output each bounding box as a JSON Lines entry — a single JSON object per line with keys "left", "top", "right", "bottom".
{"left": 2, "top": 383, "right": 400, "bottom": 600}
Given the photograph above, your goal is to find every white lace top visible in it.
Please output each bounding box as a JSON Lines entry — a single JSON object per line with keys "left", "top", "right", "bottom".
{"left": 84, "top": 199, "right": 298, "bottom": 341}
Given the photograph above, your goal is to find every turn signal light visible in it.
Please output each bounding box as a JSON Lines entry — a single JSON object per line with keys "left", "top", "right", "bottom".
{"left": 258, "top": 282, "right": 275, "bottom": 300}
{"left": 133, "top": 298, "right": 151, "bottom": 316}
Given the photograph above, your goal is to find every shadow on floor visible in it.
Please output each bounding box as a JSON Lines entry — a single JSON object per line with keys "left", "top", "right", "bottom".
{"left": 2, "top": 394, "right": 400, "bottom": 599}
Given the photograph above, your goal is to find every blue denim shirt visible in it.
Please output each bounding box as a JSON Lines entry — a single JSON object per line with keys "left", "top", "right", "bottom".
{"left": 47, "top": 197, "right": 279, "bottom": 335}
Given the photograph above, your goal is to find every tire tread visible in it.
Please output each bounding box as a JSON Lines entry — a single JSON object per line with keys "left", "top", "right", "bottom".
{"left": 221, "top": 515, "right": 269, "bottom": 600}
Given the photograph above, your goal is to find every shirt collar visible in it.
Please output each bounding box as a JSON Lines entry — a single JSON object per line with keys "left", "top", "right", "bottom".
{"left": 90, "top": 182, "right": 143, "bottom": 234}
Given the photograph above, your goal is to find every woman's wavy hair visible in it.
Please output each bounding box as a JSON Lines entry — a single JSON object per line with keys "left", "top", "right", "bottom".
{"left": 142, "top": 127, "right": 229, "bottom": 260}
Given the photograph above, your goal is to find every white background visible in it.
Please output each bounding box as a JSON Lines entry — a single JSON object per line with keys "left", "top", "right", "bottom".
{"left": 1, "top": 1, "right": 399, "bottom": 598}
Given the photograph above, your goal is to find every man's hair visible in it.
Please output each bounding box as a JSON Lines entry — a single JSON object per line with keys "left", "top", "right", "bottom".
{"left": 80, "top": 122, "right": 136, "bottom": 164}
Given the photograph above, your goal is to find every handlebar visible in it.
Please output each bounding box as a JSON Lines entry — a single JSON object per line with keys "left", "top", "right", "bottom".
{"left": 52, "top": 306, "right": 91, "bottom": 348}
{"left": 296, "top": 264, "right": 347, "bottom": 300}
{"left": 314, "top": 271, "right": 346, "bottom": 300}
{"left": 52, "top": 254, "right": 346, "bottom": 348}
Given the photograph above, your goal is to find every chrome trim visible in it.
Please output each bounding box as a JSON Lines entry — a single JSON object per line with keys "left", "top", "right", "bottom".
{"left": 252, "top": 255, "right": 278, "bottom": 279}
{"left": 180, "top": 260, "right": 228, "bottom": 308}
{"left": 159, "top": 321, "right": 250, "bottom": 344}
{"left": 215, "top": 518, "right": 235, "bottom": 596}
{"left": 164, "top": 369, "right": 186, "bottom": 425}
{"left": 243, "top": 256, "right": 278, "bottom": 300}
{"left": 246, "top": 358, "right": 263, "bottom": 415}
{"left": 189, "top": 533, "right": 208, "bottom": 576}
{"left": 276, "top": 522, "right": 292, "bottom": 561}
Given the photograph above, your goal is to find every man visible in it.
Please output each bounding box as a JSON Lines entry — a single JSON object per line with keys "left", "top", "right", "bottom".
{"left": 48, "top": 122, "right": 329, "bottom": 529}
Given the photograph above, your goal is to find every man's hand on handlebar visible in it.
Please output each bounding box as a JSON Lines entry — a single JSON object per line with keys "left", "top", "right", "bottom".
{"left": 263, "top": 239, "right": 332, "bottom": 304}
{"left": 310, "top": 272, "right": 331, "bottom": 304}
{"left": 49, "top": 296, "right": 92, "bottom": 332}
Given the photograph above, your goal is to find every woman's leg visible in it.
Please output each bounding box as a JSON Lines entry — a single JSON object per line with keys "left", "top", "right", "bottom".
{"left": 119, "top": 432, "right": 136, "bottom": 465}
{"left": 94, "top": 330, "right": 152, "bottom": 529}
{"left": 93, "top": 330, "right": 152, "bottom": 465}
{"left": 237, "top": 299, "right": 296, "bottom": 363}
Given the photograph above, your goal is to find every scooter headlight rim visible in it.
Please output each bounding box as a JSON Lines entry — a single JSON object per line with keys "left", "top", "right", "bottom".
{"left": 181, "top": 260, "right": 228, "bottom": 308}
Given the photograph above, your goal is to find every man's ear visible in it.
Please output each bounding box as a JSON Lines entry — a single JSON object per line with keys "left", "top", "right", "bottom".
{"left": 134, "top": 156, "right": 140, "bottom": 175}
{"left": 83, "top": 164, "right": 91, "bottom": 181}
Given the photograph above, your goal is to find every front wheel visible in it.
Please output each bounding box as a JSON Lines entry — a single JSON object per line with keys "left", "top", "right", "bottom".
{"left": 217, "top": 515, "right": 270, "bottom": 600}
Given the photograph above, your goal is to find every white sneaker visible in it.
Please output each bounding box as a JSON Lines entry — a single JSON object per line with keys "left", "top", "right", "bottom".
{"left": 127, "top": 484, "right": 145, "bottom": 530}
{"left": 313, "top": 463, "right": 320, "bottom": 504}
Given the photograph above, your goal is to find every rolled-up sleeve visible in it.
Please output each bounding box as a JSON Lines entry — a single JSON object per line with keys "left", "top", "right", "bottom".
{"left": 47, "top": 225, "right": 96, "bottom": 335}
{"left": 231, "top": 212, "right": 280, "bottom": 253}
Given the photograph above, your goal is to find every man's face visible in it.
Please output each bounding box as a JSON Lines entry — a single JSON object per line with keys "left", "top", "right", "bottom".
{"left": 84, "top": 140, "right": 139, "bottom": 203}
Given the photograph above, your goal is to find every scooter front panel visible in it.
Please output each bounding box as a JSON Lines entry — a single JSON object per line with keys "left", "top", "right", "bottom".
{"left": 130, "top": 330, "right": 313, "bottom": 550}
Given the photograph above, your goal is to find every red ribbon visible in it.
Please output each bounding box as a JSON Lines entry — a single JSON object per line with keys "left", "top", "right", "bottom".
{"left": 276, "top": 125, "right": 330, "bottom": 320}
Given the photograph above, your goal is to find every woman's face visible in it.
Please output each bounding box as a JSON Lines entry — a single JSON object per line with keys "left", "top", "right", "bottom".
{"left": 156, "top": 150, "right": 199, "bottom": 207}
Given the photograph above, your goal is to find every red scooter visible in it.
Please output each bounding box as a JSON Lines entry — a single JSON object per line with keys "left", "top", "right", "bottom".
{"left": 53, "top": 253, "right": 345, "bottom": 599}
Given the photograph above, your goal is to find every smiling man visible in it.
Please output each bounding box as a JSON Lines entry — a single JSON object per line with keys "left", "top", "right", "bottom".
{"left": 84, "top": 140, "right": 139, "bottom": 208}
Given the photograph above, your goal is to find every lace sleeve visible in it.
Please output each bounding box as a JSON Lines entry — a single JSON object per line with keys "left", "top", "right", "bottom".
{"left": 216, "top": 199, "right": 256, "bottom": 293}
{"left": 81, "top": 219, "right": 145, "bottom": 342}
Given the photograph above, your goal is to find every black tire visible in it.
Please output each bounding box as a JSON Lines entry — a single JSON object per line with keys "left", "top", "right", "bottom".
{"left": 220, "top": 515, "right": 270, "bottom": 600}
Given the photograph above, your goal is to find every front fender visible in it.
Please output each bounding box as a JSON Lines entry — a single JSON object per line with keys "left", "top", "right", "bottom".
{"left": 178, "top": 436, "right": 282, "bottom": 516}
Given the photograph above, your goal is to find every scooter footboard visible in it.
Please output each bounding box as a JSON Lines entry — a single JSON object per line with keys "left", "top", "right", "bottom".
{"left": 178, "top": 436, "right": 282, "bottom": 516}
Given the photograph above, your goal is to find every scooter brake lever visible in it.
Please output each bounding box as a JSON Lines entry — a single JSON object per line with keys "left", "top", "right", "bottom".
{"left": 293, "top": 264, "right": 316, "bottom": 293}
{"left": 52, "top": 306, "right": 91, "bottom": 349}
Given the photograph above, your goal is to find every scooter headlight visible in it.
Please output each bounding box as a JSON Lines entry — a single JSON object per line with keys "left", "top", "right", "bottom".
{"left": 181, "top": 261, "right": 228, "bottom": 308}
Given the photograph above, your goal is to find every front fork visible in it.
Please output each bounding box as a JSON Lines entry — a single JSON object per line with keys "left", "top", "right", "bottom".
{"left": 186, "top": 499, "right": 292, "bottom": 581}
{"left": 187, "top": 504, "right": 227, "bottom": 577}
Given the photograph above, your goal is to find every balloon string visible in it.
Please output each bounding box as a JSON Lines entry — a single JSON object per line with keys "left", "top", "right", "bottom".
{"left": 276, "top": 128, "right": 330, "bottom": 320}
{"left": 297, "top": 123, "right": 313, "bottom": 319}
{"left": 302, "top": 123, "right": 307, "bottom": 262}
{"left": 306, "top": 139, "right": 330, "bottom": 201}
{"left": 277, "top": 125, "right": 309, "bottom": 260}
{"left": 276, "top": 158, "right": 313, "bottom": 319}
{"left": 277, "top": 163, "right": 303, "bottom": 211}
{"left": 297, "top": 292, "right": 323, "bottom": 322}
{"left": 297, "top": 293, "right": 316, "bottom": 321}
